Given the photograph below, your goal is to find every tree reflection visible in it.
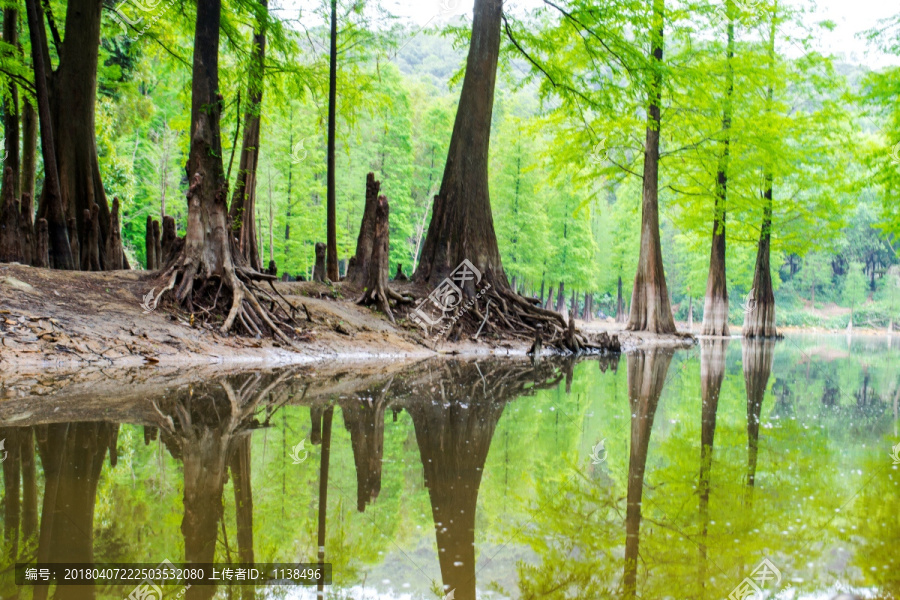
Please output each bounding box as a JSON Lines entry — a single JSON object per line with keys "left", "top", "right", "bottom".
{"left": 742, "top": 338, "right": 775, "bottom": 498}
{"left": 698, "top": 340, "right": 728, "bottom": 588}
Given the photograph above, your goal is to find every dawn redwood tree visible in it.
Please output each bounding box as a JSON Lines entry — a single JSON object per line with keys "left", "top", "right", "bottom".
{"left": 229, "top": 0, "right": 269, "bottom": 272}
{"left": 326, "top": 0, "right": 338, "bottom": 280}
{"left": 743, "top": 5, "right": 778, "bottom": 338}
{"left": 626, "top": 0, "right": 676, "bottom": 334}
{"left": 155, "top": 0, "right": 293, "bottom": 342}
{"left": 702, "top": 0, "right": 735, "bottom": 337}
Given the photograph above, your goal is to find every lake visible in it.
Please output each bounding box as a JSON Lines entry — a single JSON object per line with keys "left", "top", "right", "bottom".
{"left": 0, "top": 334, "right": 897, "bottom": 599}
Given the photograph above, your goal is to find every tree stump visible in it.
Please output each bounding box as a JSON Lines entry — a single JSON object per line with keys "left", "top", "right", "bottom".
{"left": 394, "top": 263, "right": 408, "bottom": 282}
{"left": 145, "top": 215, "right": 157, "bottom": 270}
{"left": 267, "top": 259, "right": 277, "bottom": 277}
{"left": 356, "top": 196, "right": 396, "bottom": 322}
{"left": 85, "top": 204, "right": 102, "bottom": 271}
{"left": 152, "top": 219, "right": 162, "bottom": 271}
{"left": 104, "top": 197, "right": 124, "bottom": 270}
{"left": 67, "top": 217, "right": 80, "bottom": 269}
{"left": 35, "top": 218, "right": 49, "bottom": 268}
{"left": 313, "top": 242, "right": 327, "bottom": 283}
{"left": 0, "top": 168, "right": 22, "bottom": 262}
{"left": 160, "top": 215, "right": 177, "bottom": 265}
{"left": 19, "top": 192, "right": 33, "bottom": 266}
{"left": 345, "top": 173, "right": 381, "bottom": 287}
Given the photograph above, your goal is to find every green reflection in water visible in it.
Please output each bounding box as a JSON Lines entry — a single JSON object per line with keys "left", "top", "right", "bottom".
{"left": 0, "top": 334, "right": 897, "bottom": 599}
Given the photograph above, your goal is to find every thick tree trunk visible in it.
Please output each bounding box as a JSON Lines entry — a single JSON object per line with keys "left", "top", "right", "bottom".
{"left": 414, "top": 0, "right": 508, "bottom": 290}
{"left": 623, "top": 349, "right": 672, "bottom": 597}
{"left": 626, "top": 0, "right": 675, "bottom": 334}
{"left": 24, "top": 0, "right": 73, "bottom": 269}
{"left": 743, "top": 8, "right": 777, "bottom": 339}
{"left": 325, "top": 0, "right": 338, "bottom": 280}
{"left": 346, "top": 173, "right": 381, "bottom": 287}
{"left": 21, "top": 102, "right": 37, "bottom": 203}
{"left": 313, "top": 242, "right": 326, "bottom": 282}
{"left": 357, "top": 196, "right": 409, "bottom": 321}
{"left": 3, "top": 7, "right": 20, "bottom": 202}
{"left": 742, "top": 338, "right": 774, "bottom": 499}
{"left": 1, "top": 427, "right": 22, "bottom": 561}
{"left": 544, "top": 285, "right": 554, "bottom": 310}
{"left": 340, "top": 391, "right": 387, "bottom": 512}
{"left": 0, "top": 168, "right": 22, "bottom": 262}
{"left": 701, "top": 5, "right": 734, "bottom": 337}
{"left": 228, "top": 0, "right": 267, "bottom": 272}
{"left": 229, "top": 435, "right": 255, "bottom": 600}
{"left": 161, "top": 215, "right": 177, "bottom": 264}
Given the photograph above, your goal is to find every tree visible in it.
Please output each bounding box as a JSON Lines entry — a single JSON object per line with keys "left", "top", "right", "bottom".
{"left": 843, "top": 261, "right": 867, "bottom": 325}
{"left": 798, "top": 252, "right": 831, "bottom": 306}
{"left": 326, "top": 0, "right": 338, "bottom": 280}
{"left": 626, "top": 0, "right": 676, "bottom": 334}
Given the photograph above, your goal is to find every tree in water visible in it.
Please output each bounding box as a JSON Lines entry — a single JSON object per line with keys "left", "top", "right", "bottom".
{"left": 742, "top": 337, "right": 775, "bottom": 505}
{"left": 154, "top": 0, "right": 296, "bottom": 341}
{"left": 626, "top": 0, "right": 676, "bottom": 334}
{"left": 702, "top": 0, "right": 736, "bottom": 337}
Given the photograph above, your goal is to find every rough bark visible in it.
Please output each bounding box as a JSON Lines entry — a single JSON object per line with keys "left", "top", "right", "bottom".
{"left": 153, "top": 219, "right": 162, "bottom": 269}
{"left": 356, "top": 196, "right": 401, "bottom": 322}
{"left": 414, "top": 0, "right": 507, "bottom": 290}
{"left": 0, "top": 168, "right": 22, "bottom": 262}
{"left": 2, "top": 6, "right": 20, "bottom": 202}
{"left": 228, "top": 0, "right": 268, "bottom": 272}
{"left": 145, "top": 215, "right": 157, "bottom": 270}
{"left": 701, "top": 4, "right": 735, "bottom": 338}
{"left": 21, "top": 102, "right": 37, "bottom": 203}
{"left": 19, "top": 192, "right": 33, "bottom": 266}
{"left": 623, "top": 350, "right": 672, "bottom": 598}
{"left": 83, "top": 204, "right": 101, "bottom": 271}
{"left": 313, "top": 242, "right": 327, "bottom": 283}
{"left": 66, "top": 217, "right": 79, "bottom": 268}
{"left": 161, "top": 215, "right": 177, "bottom": 264}
{"left": 617, "top": 275, "right": 626, "bottom": 323}
{"left": 24, "top": 0, "right": 72, "bottom": 269}
{"left": 104, "top": 197, "right": 124, "bottom": 270}
{"left": 626, "top": 0, "right": 676, "bottom": 334}
{"left": 34, "top": 218, "right": 49, "bottom": 268}
{"left": 346, "top": 173, "right": 381, "bottom": 287}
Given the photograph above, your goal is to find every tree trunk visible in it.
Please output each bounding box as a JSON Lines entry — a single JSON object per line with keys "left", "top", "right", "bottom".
{"left": 104, "top": 197, "right": 123, "bottom": 270}
{"left": 325, "top": 0, "right": 338, "bottom": 280}
{"left": 701, "top": 2, "right": 734, "bottom": 337}
{"left": 357, "top": 196, "right": 401, "bottom": 322}
{"left": 742, "top": 338, "right": 775, "bottom": 500}
{"left": 743, "top": 6, "right": 777, "bottom": 339}
{"left": 0, "top": 168, "right": 22, "bottom": 262}
{"left": 626, "top": 0, "right": 675, "bottom": 334}
{"left": 2, "top": 6, "right": 20, "bottom": 202}
{"left": 698, "top": 339, "right": 727, "bottom": 582}
{"left": 67, "top": 217, "right": 79, "bottom": 268}
{"left": 346, "top": 173, "right": 381, "bottom": 287}
{"left": 544, "top": 285, "right": 554, "bottom": 310}
{"left": 19, "top": 192, "right": 33, "bottom": 266}
{"left": 228, "top": 0, "right": 268, "bottom": 272}
{"left": 161, "top": 215, "right": 177, "bottom": 265}
{"left": 414, "top": 0, "right": 508, "bottom": 291}
{"left": 34, "top": 218, "right": 49, "bottom": 268}
{"left": 21, "top": 102, "right": 37, "bottom": 203}
{"left": 24, "top": 0, "right": 73, "bottom": 269}
{"left": 1, "top": 427, "right": 22, "bottom": 561}
{"left": 617, "top": 275, "right": 626, "bottom": 323}
{"left": 145, "top": 215, "right": 157, "bottom": 270}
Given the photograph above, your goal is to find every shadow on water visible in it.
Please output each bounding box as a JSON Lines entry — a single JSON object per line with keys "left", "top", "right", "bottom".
{"left": 0, "top": 336, "right": 898, "bottom": 599}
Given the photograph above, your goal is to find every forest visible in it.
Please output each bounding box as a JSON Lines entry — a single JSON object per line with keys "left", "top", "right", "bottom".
{"left": 0, "top": 0, "right": 899, "bottom": 346}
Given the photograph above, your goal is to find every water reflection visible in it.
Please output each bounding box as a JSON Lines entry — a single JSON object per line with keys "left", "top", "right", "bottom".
{"left": 0, "top": 336, "right": 898, "bottom": 599}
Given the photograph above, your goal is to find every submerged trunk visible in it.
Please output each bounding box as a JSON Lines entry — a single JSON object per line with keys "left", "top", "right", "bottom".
{"left": 414, "top": 0, "right": 508, "bottom": 290}
{"left": 228, "top": 0, "right": 268, "bottom": 272}
{"left": 702, "top": 2, "right": 734, "bottom": 337}
{"left": 698, "top": 339, "right": 728, "bottom": 585}
{"left": 626, "top": 0, "right": 675, "bottom": 334}
{"left": 742, "top": 338, "right": 775, "bottom": 501}
{"left": 743, "top": 6, "right": 778, "bottom": 338}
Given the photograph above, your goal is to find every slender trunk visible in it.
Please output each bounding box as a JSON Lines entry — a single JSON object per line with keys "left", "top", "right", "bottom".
{"left": 702, "top": 1, "right": 734, "bottom": 337}
{"left": 698, "top": 339, "right": 727, "bottom": 584}
{"left": 3, "top": 6, "right": 20, "bottom": 201}
{"left": 413, "top": 0, "right": 508, "bottom": 290}
{"left": 228, "top": 437, "right": 255, "bottom": 600}
{"left": 24, "top": 0, "right": 72, "bottom": 269}
{"left": 325, "top": 0, "right": 338, "bottom": 280}
{"left": 21, "top": 102, "right": 37, "bottom": 204}
{"left": 228, "top": 0, "right": 268, "bottom": 272}
{"left": 626, "top": 0, "right": 675, "bottom": 334}
{"left": 743, "top": 4, "right": 778, "bottom": 338}
{"left": 316, "top": 406, "right": 334, "bottom": 599}
{"left": 742, "top": 338, "right": 775, "bottom": 504}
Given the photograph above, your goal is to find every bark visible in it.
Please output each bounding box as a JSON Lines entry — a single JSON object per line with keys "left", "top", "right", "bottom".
{"left": 357, "top": 196, "right": 409, "bottom": 322}
{"left": 66, "top": 217, "right": 79, "bottom": 268}
{"left": 1, "top": 427, "right": 22, "bottom": 561}
{"left": 617, "top": 275, "right": 626, "bottom": 323}
{"left": 145, "top": 216, "right": 157, "bottom": 270}
{"left": 701, "top": 3, "right": 735, "bottom": 337}
{"left": 325, "top": 0, "right": 338, "bottom": 280}
{"left": 21, "top": 102, "right": 37, "bottom": 203}
{"left": 103, "top": 197, "right": 124, "bottom": 270}
{"left": 346, "top": 173, "right": 381, "bottom": 287}
{"left": 34, "top": 218, "right": 49, "bottom": 267}
{"left": 626, "top": 0, "right": 676, "bottom": 334}
{"left": 743, "top": 7, "right": 778, "bottom": 339}
{"left": 414, "top": 0, "right": 508, "bottom": 290}
{"left": 20, "top": 428, "right": 38, "bottom": 540}
{"left": 228, "top": 0, "right": 268, "bottom": 272}
{"left": 544, "top": 285, "right": 554, "bottom": 310}
{"left": 153, "top": 219, "right": 162, "bottom": 270}
{"left": 394, "top": 263, "right": 408, "bottom": 281}
{"left": 161, "top": 215, "right": 177, "bottom": 265}
{"left": 83, "top": 204, "right": 101, "bottom": 271}
{"left": 313, "top": 242, "right": 327, "bottom": 282}
{"left": 2, "top": 6, "right": 20, "bottom": 202}
{"left": 556, "top": 281, "right": 569, "bottom": 321}
{"left": 0, "top": 168, "right": 22, "bottom": 262}
{"left": 742, "top": 338, "right": 775, "bottom": 499}
{"left": 24, "top": 0, "right": 72, "bottom": 269}
{"left": 623, "top": 349, "right": 672, "bottom": 598}
{"left": 19, "top": 193, "right": 33, "bottom": 266}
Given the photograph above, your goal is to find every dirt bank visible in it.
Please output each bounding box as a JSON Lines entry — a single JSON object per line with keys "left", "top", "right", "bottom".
{"left": 0, "top": 264, "right": 692, "bottom": 371}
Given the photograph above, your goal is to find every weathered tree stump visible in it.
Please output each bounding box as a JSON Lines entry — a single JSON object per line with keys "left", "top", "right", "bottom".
{"left": 394, "top": 263, "right": 408, "bottom": 282}
{"left": 152, "top": 219, "right": 162, "bottom": 271}
{"left": 160, "top": 215, "right": 176, "bottom": 265}
{"left": 19, "top": 193, "right": 34, "bottom": 266}
{"left": 544, "top": 286, "right": 555, "bottom": 311}
{"left": 145, "top": 215, "right": 157, "bottom": 270}
{"left": 35, "top": 218, "right": 49, "bottom": 268}
{"left": 0, "top": 168, "right": 22, "bottom": 262}
{"left": 267, "top": 259, "right": 277, "bottom": 277}
{"left": 357, "top": 196, "right": 396, "bottom": 321}
{"left": 313, "top": 242, "right": 327, "bottom": 283}
{"left": 346, "top": 173, "right": 381, "bottom": 287}
{"left": 67, "top": 217, "right": 80, "bottom": 269}
{"left": 104, "top": 197, "right": 124, "bottom": 270}
{"left": 84, "top": 204, "right": 102, "bottom": 271}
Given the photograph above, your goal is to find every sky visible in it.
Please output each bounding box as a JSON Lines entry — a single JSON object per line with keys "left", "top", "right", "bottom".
{"left": 373, "top": 0, "right": 899, "bottom": 68}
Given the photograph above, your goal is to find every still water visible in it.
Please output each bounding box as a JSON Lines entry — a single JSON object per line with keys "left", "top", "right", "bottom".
{"left": 0, "top": 335, "right": 898, "bottom": 600}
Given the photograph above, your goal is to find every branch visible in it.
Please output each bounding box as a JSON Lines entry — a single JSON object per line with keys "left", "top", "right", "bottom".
{"left": 41, "top": 0, "right": 62, "bottom": 56}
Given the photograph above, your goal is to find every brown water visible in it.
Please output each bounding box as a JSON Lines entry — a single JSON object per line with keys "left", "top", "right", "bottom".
{"left": 0, "top": 334, "right": 898, "bottom": 599}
